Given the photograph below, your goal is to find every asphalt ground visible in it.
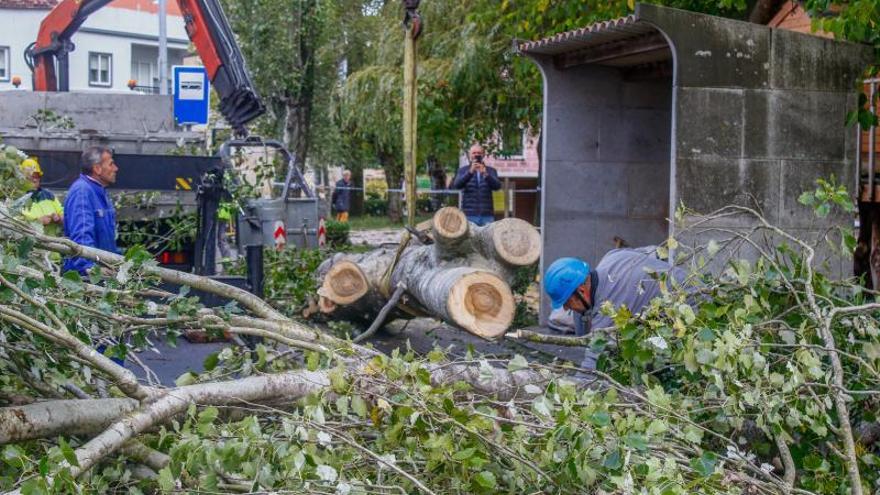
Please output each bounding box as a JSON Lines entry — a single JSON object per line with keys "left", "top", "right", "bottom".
{"left": 129, "top": 319, "right": 588, "bottom": 386}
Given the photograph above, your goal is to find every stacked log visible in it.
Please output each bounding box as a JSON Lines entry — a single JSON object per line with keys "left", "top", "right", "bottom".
{"left": 315, "top": 207, "right": 541, "bottom": 339}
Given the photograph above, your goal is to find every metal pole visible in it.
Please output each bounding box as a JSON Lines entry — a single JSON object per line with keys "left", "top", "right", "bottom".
{"left": 856, "top": 119, "right": 862, "bottom": 202}
{"left": 503, "top": 178, "right": 511, "bottom": 218}
{"left": 158, "top": 0, "right": 169, "bottom": 95}
{"left": 402, "top": 2, "right": 420, "bottom": 227}
{"left": 869, "top": 81, "right": 876, "bottom": 201}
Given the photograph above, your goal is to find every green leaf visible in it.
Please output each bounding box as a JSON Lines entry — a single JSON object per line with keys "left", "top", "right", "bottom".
{"left": 19, "top": 479, "right": 47, "bottom": 495}
{"left": 453, "top": 447, "right": 476, "bottom": 461}
{"left": 198, "top": 406, "right": 219, "bottom": 425}
{"left": 532, "top": 395, "right": 553, "bottom": 417}
{"left": 174, "top": 372, "right": 197, "bottom": 387}
{"left": 352, "top": 395, "right": 368, "bottom": 418}
{"left": 798, "top": 191, "right": 815, "bottom": 206}
{"left": 124, "top": 245, "right": 153, "bottom": 264}
{"left": 507, "top": 354, "right": 529, "bottom": 372}
{"left": 603, "top": 450, "right": 622, "bottom": 470}
{"left": 678, "top": 304, "right": 696, "bottom": 325}
{"left": 17, "top": 237, "right": 35, "bottom": 260}
{"left": 645, "top": 385, "right": 672, "bottom": 409}
{"left": 646, "top": 419, "right": 668, "bottom": 437}
{"left": 683, "top": 425, "right": 704, "bottom": 444}
{"left": 846, "top": 109, "right": 859, "bottom": 126}
{"left": 157, "top": 466, "right": 175, "bottom": 492}
{"left": 479, "top": 359, "right": 495, "bottom": 382}
{"left": 58, "top": 437, "right": 79, "bottom": 467}
{"left": 60, "top": 270, "right": 83, "bottom": 292}
{"left": 859, "top": 108, "right": 879, "bottom": 129}
{"left": 803, "top": 454, "right": 823, "bottom": 471}
{"left": 3, "top": 445, "right": 26, "bottom": 468}
{"left": 473, "top": 470, "right": 497, "bottom": 489}
{"left": 623, "top": 433, "right": 648, "bottom": 451}
{"left": 590, "top": 411, "right": 611, "bottom": 427}
{"left": 203, "top": 352, "right": 219, "bottom": 371}
{"left": 697, "top": 328, "right": 715, "bottom": 342}
{"left": 306, "top": 351, "right": 320, "bottom": 371}
{"left": 689, "top": 451, "right": 718, "bottom": 477}
{"left": 696, "top": 348, "right": 716, "bottom": 365}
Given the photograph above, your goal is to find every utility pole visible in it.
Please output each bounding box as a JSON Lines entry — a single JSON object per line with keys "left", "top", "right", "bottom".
{"left": 402, "top": 0, "right": 422, "bottom": 227}
{"left": 158, "top": 0, "right": 168, "bottom": 95}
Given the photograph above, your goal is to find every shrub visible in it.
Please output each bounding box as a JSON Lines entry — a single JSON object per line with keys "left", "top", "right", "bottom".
{"left": 364, "top": 195, "right": 387, "bottom": 217}
{"left": 325, "top": 220, "right": 351, "bottom": 246}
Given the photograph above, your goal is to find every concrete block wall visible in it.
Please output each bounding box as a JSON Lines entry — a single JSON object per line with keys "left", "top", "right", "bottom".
{"left": 0, "top": 91, "right": 204, "bottom": 154}
{"left": 639, "top": 4, "right": 871, "bottom": 276}
{"left": 528, "top": 4, "right": 871, "bottom": 321}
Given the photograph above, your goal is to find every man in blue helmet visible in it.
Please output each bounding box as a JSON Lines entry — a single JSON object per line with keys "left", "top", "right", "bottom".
{"left": 544, "top": 247, "right": 689, "bottom": 367}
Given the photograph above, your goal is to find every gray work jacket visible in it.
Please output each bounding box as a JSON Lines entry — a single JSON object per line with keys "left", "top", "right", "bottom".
{"left": 574, "top": 247, "right": 688, "bottom": 367}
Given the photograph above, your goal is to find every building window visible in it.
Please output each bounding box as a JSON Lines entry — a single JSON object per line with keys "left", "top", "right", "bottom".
{"left": 0, "top": 46, "right": 10, "bottom": 82}
{"left": 130, "top": 60, "right": 157, "bottom": 93}
{"left": 88, "top": 52, "right": 112, "bottom": 87}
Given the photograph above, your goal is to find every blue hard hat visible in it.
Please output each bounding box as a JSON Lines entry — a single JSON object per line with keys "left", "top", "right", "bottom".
{"left": 544, "top": 257, "right": 590, "bottom": 309}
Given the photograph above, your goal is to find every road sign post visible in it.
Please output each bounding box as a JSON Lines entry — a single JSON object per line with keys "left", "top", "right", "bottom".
{"left": 172, "top": 66, "right": 210, "bottom": 126}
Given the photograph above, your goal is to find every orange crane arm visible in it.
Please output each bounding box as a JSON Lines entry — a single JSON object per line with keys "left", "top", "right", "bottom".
{"left": 25, "top": 0, "right": 264, "bottom": 134}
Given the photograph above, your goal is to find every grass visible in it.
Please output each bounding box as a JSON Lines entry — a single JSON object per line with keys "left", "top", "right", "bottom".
{"left": 347, "top": 214, "right": 432, "bottom": 231}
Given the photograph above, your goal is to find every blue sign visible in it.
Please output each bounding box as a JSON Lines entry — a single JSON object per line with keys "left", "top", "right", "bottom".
{"left": 172, "top": 66, "right": 209, "bottom": 125}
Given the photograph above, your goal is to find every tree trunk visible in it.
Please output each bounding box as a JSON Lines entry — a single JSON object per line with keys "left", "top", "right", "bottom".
{"left": 282, "top": 0, "right": 318, "bottom": 169}
{"left": 427, "top": 155, "right": 447, "bottom": 211}
{"left": 316, "top": 207, "right": 540, "bottom": 339}
{"left": 379, "top": 149, "right": 403, "bottom": 222}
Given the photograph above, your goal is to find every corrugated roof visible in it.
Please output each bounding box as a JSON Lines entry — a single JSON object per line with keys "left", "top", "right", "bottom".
{"left": 0, "top": 0, "right": 60, "bottom": 8}
{"left": 518, "top": 14, "right": 661, "bottom": 56}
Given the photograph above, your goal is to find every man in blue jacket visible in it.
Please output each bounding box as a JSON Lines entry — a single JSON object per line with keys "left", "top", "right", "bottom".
{"left": 63, "top": 146, "right": 119, "bottom": 276}
{"left": 452, "top": 144, "right": 500, "bottom": 226}
{"left": 331, "top": 169, "right": 353, "bottom": 222}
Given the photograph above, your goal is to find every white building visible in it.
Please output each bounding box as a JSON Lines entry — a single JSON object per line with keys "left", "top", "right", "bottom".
{"left": 0, "top": 0, "right": 189, "bottom": 93}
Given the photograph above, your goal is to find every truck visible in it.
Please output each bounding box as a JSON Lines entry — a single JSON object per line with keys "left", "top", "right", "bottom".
{"left": 0, "top": 0, "right": 322, "bottom": 297}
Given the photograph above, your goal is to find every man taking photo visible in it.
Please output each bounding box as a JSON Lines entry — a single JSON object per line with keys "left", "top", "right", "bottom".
{"left": 452, "top": 144, "right": 501, "bottom": 226}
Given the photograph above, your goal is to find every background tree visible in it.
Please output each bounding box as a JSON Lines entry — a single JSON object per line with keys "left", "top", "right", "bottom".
{"left": 220, "top": 0, "right": 331, "bottom": 168}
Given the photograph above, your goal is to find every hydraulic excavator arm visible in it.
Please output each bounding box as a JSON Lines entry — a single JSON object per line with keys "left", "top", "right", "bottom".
{"left": 25, "top": 0, "right": 264, "bottom": 134}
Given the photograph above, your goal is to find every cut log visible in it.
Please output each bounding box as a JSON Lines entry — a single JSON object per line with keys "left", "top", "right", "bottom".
{"left": 319, "top": 260, "right": 369, "bottom": 305}
{"left": 475, "top": 217, "right": 541, "bottom": 268}
{"left": 314, "top": 207, "right": 540, "bottom": 339}
{"left": 393, "top": 262, "right": 514, "bottom": 339}
{"left": 433, "top": 207, "right": 470, "bottom": 259}
{"left": 317, "top": 248, "right": 397, "bottom": 322}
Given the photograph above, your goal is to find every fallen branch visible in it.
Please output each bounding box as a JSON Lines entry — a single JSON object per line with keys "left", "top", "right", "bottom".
{"left": 0, "top": 398, "right": 137, "bottom": 445}
{"left": 353, "top": 282, "right": 407, "bottom": 343}
{"left": 505, "top": 328, "right": 615, "bottom": 347}
{"left": 0, "top": 214, "right": 285, "bottom": 321}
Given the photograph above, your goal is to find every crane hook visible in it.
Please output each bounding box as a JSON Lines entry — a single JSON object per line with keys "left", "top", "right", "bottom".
{"left": 403, "top": 0, "right": 423, "bottom": 39}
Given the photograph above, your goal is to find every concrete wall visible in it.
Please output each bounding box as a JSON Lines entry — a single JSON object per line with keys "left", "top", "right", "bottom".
{"left": 0, "top": 91, "right": 203, "bottom": 154}
{"left": 528, "top": 4, "right": 872, "bottom": 321}
{"left": 640, "top": 4, "right": 871, "bottom": 275}
{"left": 0, "top": 6, "right": 187, "bottom": 92}
{"left": 532, "top": 60, "right": 672, "bottom": 319}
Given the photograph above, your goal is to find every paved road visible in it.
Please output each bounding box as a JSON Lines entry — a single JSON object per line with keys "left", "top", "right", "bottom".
{"left": 130, "top": 337, "right": 229, "bottom": 385}
{"left": 129, "top": 320, "right": 586, "bottom": 386}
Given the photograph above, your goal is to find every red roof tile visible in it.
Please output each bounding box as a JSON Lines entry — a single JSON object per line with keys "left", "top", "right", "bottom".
{"left": 0, "top": 0, "right": 60, "bottom": 9}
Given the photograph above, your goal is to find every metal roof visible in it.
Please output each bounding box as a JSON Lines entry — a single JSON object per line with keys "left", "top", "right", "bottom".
{"left": 517, "top": 14, "right": 662, "bottom": 57}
